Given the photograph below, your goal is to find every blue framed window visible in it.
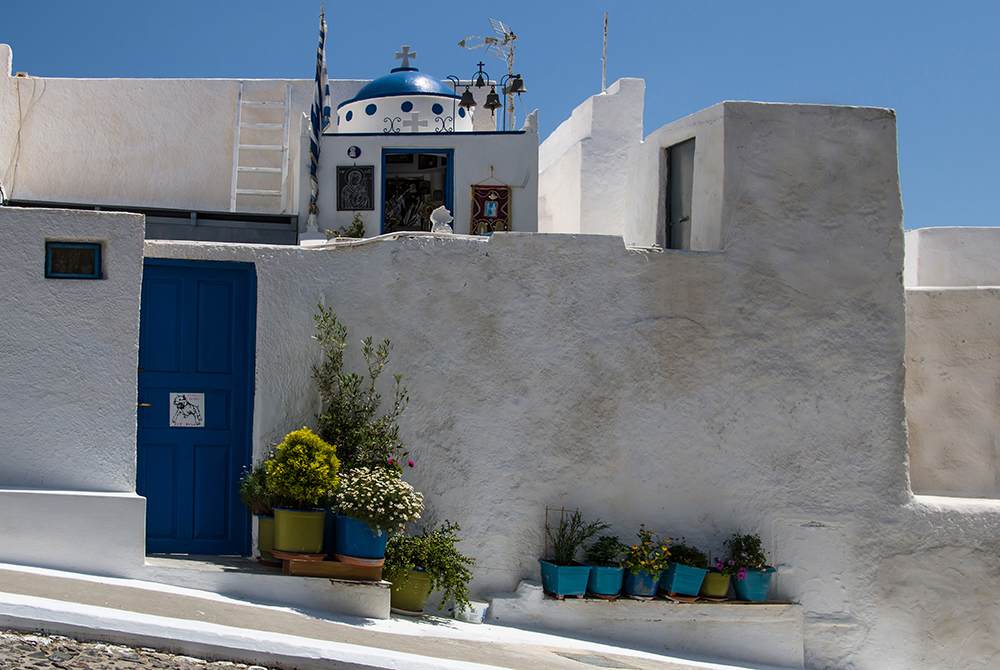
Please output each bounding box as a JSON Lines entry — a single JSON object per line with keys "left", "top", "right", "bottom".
{"left": 381, "top": 148, "right": 454, "bottom": 234}
{"left": 45, "top": 242, "right": 102, "bottom": 279}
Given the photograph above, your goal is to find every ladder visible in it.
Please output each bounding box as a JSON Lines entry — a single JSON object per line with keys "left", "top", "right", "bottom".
{"left": 230, "top": 81, "right": 291, "bottom": 213}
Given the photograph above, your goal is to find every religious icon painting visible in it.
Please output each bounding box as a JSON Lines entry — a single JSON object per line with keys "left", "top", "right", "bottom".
{"left": 337, "top": 165, "right": 375, "bottom": 211}
{"left": 470, "top": 185, "right": 511, "bottom": 235}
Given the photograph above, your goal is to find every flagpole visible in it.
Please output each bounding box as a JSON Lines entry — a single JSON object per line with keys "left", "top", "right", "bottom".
{"left": 302, "top": 7, "right": 331, "bottom": 244}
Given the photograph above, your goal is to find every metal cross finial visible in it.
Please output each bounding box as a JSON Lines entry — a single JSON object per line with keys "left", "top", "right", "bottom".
{"left": 395, "top": 46, "right": 417, "bottom": 68}
{"left": 402, "top": 112, "right": 428, "bottom": 133}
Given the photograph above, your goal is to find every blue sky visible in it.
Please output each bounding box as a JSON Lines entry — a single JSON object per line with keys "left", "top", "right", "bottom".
{"left": 3, "top": 1, "right": 998, "bottom": 229}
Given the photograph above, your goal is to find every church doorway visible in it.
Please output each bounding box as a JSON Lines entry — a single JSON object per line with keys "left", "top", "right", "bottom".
{"left": 382, "top": 149, "right": 454, "bottom": 233}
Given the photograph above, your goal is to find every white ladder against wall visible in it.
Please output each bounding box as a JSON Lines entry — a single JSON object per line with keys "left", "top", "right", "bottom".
{"left": 230, "top": 81, "right": 291, "bottom": 213}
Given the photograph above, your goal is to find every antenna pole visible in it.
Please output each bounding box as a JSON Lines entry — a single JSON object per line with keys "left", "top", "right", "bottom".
{"left": 602, "top": 12, "right": 608, "bottom": 93}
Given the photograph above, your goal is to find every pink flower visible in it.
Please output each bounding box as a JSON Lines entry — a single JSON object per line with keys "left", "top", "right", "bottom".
{"left": 407, "top": 461, "right": 414, "bottom": 467}
{"left": 737, "top": 567, "right": 748, "bottom": 580}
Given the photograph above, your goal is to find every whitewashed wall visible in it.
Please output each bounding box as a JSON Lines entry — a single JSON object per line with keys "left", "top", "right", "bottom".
{"left": 141, "top": 102, "right": 1000, "bottom": 670}
{"left": 905, "top": 227, "right": 1000, "bottom": 499}
{"left": 0, "top": 207, "right": 146, "bottom": 575}
{"left": 538, "top": 79, "right": 644, "bottom": 236}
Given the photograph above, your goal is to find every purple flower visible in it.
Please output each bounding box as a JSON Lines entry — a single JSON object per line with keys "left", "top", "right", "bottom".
{"left": 728, "top": 559, "right": 735, "bottom": 566}
{"left": 737, "top": 567, "right": 748, "bottom": 580}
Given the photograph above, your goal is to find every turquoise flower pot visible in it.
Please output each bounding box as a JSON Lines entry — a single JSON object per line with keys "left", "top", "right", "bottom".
{"left": 334, "top": 514, "right": 387, "bottom": 560}
{"left": 586, "top": 564, "right": 625, "bottom": 596}
{"left": 659, "top": 563, "right": 709, "bottom": 597}
{"left": 733, "top": 567, "right": 775, "bottom": 602}
{"left": 539, "top": 560, "right": 591, "bottom": 596}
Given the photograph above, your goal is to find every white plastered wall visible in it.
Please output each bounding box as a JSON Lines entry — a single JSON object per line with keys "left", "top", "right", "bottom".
{"left": 0, "top": 206, "right": 146, "bottom": 576}
{"left": 905, "top": 227, "right": 1000, "bottom": 498}
{"left": 140, "top": 102, "right": 1000, "bottom": 670}
{"left": 538, "top": 78, "right": 644, "bottom": 236}
{"left": 0, "top": 45, "right": 315, "bottom": 216}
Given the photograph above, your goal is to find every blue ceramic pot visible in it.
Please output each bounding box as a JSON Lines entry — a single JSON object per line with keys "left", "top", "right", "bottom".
{"left": 733, "top": 567, "right": 775, "bottom": 602}
{"left": 624, "top": 569, "right": 662, "bottom": 597}
{"left": 334, "top": 514, "right": 388, "bottom": 560}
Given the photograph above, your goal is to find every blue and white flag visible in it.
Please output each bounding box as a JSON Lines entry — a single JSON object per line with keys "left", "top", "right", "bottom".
{"left": 307, "top": 10, "right": 331, "bottom": 231}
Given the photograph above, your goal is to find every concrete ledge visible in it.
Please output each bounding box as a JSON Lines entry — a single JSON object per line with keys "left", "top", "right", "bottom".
{"left": 488, "top": 581, "right": 804, "bottom": 668}
{"left": 0, "top": 489, "right": 145, "bottom": 578}
{"left": 141, "top": 556, "right": 391, "bottom": 619}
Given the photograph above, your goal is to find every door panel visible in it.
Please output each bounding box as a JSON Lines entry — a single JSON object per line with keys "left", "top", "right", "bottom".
{"left": 137, "top": 260, "right": 255, "bottom": 555}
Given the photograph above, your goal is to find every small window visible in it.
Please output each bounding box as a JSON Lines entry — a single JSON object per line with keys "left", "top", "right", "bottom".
{"left": 45, "top": 242, "right": 102, "bottom": 279}
{"left": 665, "top": 139, "right": 695, "bottom": 250}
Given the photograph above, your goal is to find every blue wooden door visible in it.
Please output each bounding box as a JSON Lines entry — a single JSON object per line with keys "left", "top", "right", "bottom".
{"left": 137, "top": 259, "right": 255, "bottom": 555}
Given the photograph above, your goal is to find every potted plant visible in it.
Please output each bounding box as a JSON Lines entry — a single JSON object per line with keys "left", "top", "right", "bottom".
{"left": 724, "top": 532, "right": 774, "bottom": 602}
{"left": 237, "top": 457, "right": 280, "bottom": 563}
{"left": 539, "top": 510, "right": 609, "bottom": 597}
{"left": 384, "top": 520, "right": 477, "bottom": 614}
{"left": 620, "top": 525, "right": 671, "bottom": 599}
{"left": 700, "top": 555, "right": 735, "bottom": 599}
{"left": 659, "top": 541, "right": 709, "bottom": 597}
{"left": 265, "top": 427, "right": 340, "bottom": 554}
{"left": 584, "top": 535, "right": 628, "bottom": 597}
{"left": 333, "top": 465, "right": 424, "bottom": 565}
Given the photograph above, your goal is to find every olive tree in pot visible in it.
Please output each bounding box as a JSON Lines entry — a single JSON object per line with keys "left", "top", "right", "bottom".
{"left": 384, "top": 521, "right": 477, "bottom": 615}
{"left": 539, "top": 510, "right": 609, "bottom": 597}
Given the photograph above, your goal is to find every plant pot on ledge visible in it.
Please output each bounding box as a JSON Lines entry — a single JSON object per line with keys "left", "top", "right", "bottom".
{"left": 539, "top": 560, "right": 591, "bottom": 597}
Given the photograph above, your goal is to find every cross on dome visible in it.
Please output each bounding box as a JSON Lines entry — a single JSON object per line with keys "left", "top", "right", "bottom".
{"left": 402, "top": 112, "right": 428, "bottom": 133}
{"left": 395, "top": 46, "right": 417, "bottom": 68}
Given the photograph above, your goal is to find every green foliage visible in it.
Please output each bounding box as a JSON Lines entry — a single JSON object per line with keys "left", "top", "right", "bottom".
{"left": 325, "top": 213, "right": 366, "bottom": 240}
{"left": 724, "top": 532, "right": 769, "bottom": 571}
{"left": 313, "top": 306, "right": 409, "bottom": 470}
{"left": 620, "top": 525, "right": 672, "bottom": 576}
{"left": 585, "top": 535, "right": 628, "bottom": 566}
{"left": 545, "top": 510, "right": 610, "bottom": 566}
{"left": 668, "top": 542, "right": 708, "bottom": 569}
{"left": 385, "top": 521, "right": 477, "bottom": 613}
{"left": 264, "top": 427, "right": 340, "bottom": 509}
{"left": 237, "top": 458, "right": 275, "bottom": 516}
{"left": 334, "top": 466, "right": 424, "bottom": 535}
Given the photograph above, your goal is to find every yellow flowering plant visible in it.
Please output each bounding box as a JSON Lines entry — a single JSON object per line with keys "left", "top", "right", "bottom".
{"left": 264, "top": 427, "right": 340, "bottom": 510}
{"left": 619, "top": 525, "right": 672, "bottom": 576}
{"left": 334, "top": 466, "right": 424, "bottom": 535}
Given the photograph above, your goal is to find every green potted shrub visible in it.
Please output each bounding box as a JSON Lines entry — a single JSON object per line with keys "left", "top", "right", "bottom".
{"left": 265, "top": 427, "right": 340, "bottom": 554}
{"left": 620, "top": 525, "right": 671, "bottom": 599}
{"left": 659, "top": 541, "right": 709, "bottom": 597}
{"left": 539, "top": 510, "right": 609, "bottom": 597}
{"left": 584, "top": 535, "right": 628, "bottom": 597}
{"left": 237, "top": 458, "right": 280, "bottom": 563}
{"left": 384, "top": 521, "right": 477, "bottom": 614}
{"left": 725, "top": 532, "right": 774, "bottom": 601}
{"left": 333, "top": 465, "right": 424, "bottom": 564}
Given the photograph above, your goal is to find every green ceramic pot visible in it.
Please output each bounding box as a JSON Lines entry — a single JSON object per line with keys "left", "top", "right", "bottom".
{"left": 700, "top": 572, "right": 731, "bottom": 598}
{"left": 273, "top": 508, "right": 326, "bottom": 553}
{"left": 256, "top": 514, "right": 276, "bottom": 560}
{"left": 389, "top": 569, "right": 432, "bottom": 613}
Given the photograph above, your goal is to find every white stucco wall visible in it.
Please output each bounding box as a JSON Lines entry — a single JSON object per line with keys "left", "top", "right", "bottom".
{"left": 904, "top": 227, "right": 1000, "bottom": 499}
{"left": 0, "top": 206, "right": 147, "bottom": 576}
{"left": 0, "top": 207, "right": 145, "bottom": 491}
{"left": 904, "top": 227, "right": 1000, "bottom": 287}
{"left": 0, "top": 69, "right": 317, "bottom": 214}
{"left": 538, "top": 78, "right": 644, "bottom": 236}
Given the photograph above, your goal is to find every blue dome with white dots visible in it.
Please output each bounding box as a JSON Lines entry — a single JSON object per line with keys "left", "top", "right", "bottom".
{"left": 338, "top": 69, "right": 458, "bottom": 108}
{"left": 336, "top": 47, "right": 474, "bottom": 133}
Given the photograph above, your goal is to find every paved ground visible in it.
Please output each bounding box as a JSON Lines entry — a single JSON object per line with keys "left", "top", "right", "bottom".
{"left": 0, "top": 630, "right": 276, "bottom": 670}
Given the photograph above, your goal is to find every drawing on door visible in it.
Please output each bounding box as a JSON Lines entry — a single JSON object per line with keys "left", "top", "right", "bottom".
{"left": 137, "top": 259, "right": 256, "bottom": 555}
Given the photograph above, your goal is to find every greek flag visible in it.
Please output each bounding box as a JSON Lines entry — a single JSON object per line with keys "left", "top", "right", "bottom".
{"left": 307, "top": 11, "right": 332, "bottom": 231}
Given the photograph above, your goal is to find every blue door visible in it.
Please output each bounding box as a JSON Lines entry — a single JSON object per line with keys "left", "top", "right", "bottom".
{"left": 137, "top": 259, "right": 256, "bottom": 555}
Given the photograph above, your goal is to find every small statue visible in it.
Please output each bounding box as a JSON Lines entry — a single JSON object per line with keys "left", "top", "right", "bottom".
{"left": 429, "top": 205, "right": 454, "bottom": 234}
